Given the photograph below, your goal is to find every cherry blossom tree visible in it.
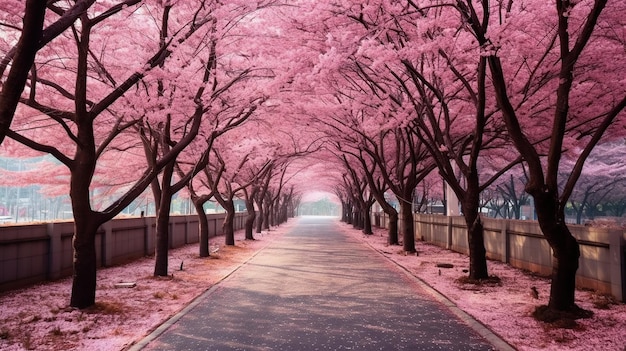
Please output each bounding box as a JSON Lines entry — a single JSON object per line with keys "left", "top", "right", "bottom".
{"left": 365, "top": 128, "right": 436, "bottom": 252}
{"left": 2, "top": 1, "right": 255, "bottom": 308}
{"left": 329, "top": 118, "right": 436, "bottom": 249}
{"left": 147, "top": 99, "right": 259, "bottom": 275}
{"left": 499, "top": 176, "right": 530, "bottom": 220}
{"left": 344, "top": 145, "right": 396, "bottom": 239}
{"left": 140, "top": 34, "right": 265, "bottom": 274}
{"left": 413, "top": 172, "right": 445, "bottom": 215}
{"left": 254, "top": 163, "right": 274, "bottom": 233}
{"left": 0, "top": 1, "right": 115, "bottom": 145}
{"left": 565, "top": 142, "right": 626, "bottom": 224}
{"left": 0, "top": 0, "right": 45, "bottom": 144}
{"left": 337, "top": 153, "right": 376, "bottom": 234}
{"left": 2, "top": 0, "right": 624, "bottom": 319}
{"left": 310, "top": 1, "right": 518, "bottom": 277}
{"left": 241, "top": 160, "right": 273, "bottom": 240}
{"left": 240, "top": 132, "right": 320, "bottom": 239}
{"left": 262, "top": 161, "right": 299, "bottom": 228}
{"left": 204, "top": 148, "right": 250, "bottom": 246}
{"left": 450, "top": 0, "right": 626, "bottom": 313}
{"left": 484, "top": 168, "right": 530, "bottom": 219}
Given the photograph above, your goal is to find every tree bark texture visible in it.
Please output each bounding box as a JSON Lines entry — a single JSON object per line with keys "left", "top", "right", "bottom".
{"left": 195, "top": 200, "right": 210, "bottom": 257}
{"left": 255, "top": 202, "right": 264, "bottom": 234}
{"left": 0, "top": 0, "right": 46, "bottom": 144}
{"left": 153, "top": 161, "right": 175, "bottom": 277}
{"left": 362, "top": 206, "right": 373, "bottom": 235}
{"left": 245, "top": 196, "right": 256, "bottom": 240}
{"left": 223, "top": 201, "right": 236, "bottom": 245}
{"left": 532, "top": 190, "right": 580, "bottom": 311}
{"left": 153, "top": 201, "right": 172, "bottom": 276}
{"left": 70, "top": 217, "right": 99, "bottom": 309}
{"left": 461, "top": 198, "right": 489, "bottom": 280}
{"left": 352, "top": 209, "right": 363, "bottom": 230}
{"left": 400, "top": 200, "right": 416, "bottom": 253}
{"left": 387, "top": 211, "right": 399, "bottom": 245}
{"left": 263, "top": 207, "right": 270, "bottom": 231}
{"left": 69, "top": 57, "right": 100, "bottom": 307}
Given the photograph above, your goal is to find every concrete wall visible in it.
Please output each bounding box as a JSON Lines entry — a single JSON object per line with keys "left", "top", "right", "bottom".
{"left": 0, "top": 213, "right": 247, "bottom": 292}
{"left": 378, "top": 212, "right": 626, "bottom": 301}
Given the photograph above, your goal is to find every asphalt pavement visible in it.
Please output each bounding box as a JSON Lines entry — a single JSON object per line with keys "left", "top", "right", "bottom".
{"left": 129, "top": 216, "right": 512, "bottom": 351}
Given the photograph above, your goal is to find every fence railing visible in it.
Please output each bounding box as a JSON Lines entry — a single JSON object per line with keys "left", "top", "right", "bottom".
{"left": 372, "top": 212, "right": 626, "bottom": 302}
{"left": 0, "top": 213, "right": 247, "bottom": 292}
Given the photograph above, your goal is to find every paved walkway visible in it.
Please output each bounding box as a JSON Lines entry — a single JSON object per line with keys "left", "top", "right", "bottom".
{"left": 131, "top": 217, "right": 508, "bottom": 351}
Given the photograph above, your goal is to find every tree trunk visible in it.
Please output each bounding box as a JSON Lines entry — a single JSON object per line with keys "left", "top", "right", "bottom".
{"left": 362, "top": 205, "right": 373, "bottom": 235}
{"left": 341, "top": 201, "right": 349, "bottom": 222}
{"left": 269, "top": 202, "right": 276, "bottom": 227}
{"left": 352, "top": 208, "right": 362, "bottom": 230}
{"left": 461, "top": 197, "right": 489, "bottom": 280}
{"left": 153, "top": 202, "right": 171, "bottom": 276}
{"left": 245, "top": 197, "right": 256, "bottom": 240}
{"left": 70, "top": 215, "right": 100, "bottom": 309}
{"left": 255, "top": 201, "right": 264, "bottom": 234}
{"left": 280, "top": 198, "right": 290, "bottom": 223}
{"left": 154, "top": 186, "right": 174, "bottom": 276}
{"left": 344, "top": 202, "right": 353, "bottom": 224}
{"left": 0, "top": 0, "right": 47, "bottom": 145}
{"left": 263, "top": 208, "right": 270, "bottom": 230}
{"left": 465, "top": 212, "right": 489, "bottom": 280}
{"left": 387, "top": 210, "right": 399, "bottom": 245}
{"left": 574, "top": 203, "right": 583, "bottom": 225}
{"left": 195, "top": 199, "right": 210, "bottom": 257}
{"left": 400, "top": 200, "right": 416, "bottom": 253}
{"left": 549, "top": 231, "right": 580, "bottom": 310}
{"left": 153, "top": 162, "right": 175, "bottom": 277}
{"left": 69, "top": 112, "right": 100, "bottom": 308}
{"left": 374, "top": 201, "right": 399, "bottom": 245}
{"left": 533, "top": 191, "right": 580, "bottom": 311}
{"left": 223, "top": 201, "right": 236, "bottom": 245}
{"left": 263, "top": 200, "right": 271, "bottom": 230}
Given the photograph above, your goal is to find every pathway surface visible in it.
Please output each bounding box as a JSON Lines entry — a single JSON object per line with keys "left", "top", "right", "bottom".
{"left": 132, "top": 217, "right": 501, "bottom": 351}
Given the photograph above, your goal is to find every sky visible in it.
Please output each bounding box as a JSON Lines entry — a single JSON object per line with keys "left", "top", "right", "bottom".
{"left": 0, "top": 218, "right": 624, "bottom": 350}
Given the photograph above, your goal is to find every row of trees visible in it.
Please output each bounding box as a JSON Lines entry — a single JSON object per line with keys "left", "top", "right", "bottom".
{"left": 1, "top": 1, "right": 625, "bottom": 321}
{"left": 0, "top": 1, "right": 321, "bottom": 308}
{"left": 287, "top": 0, "right": 626, "bottom": 318}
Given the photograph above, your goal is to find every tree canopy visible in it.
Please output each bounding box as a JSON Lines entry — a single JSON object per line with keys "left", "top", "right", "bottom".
{"left": 1, "top": 0, "right": 624, "bottom": 312}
